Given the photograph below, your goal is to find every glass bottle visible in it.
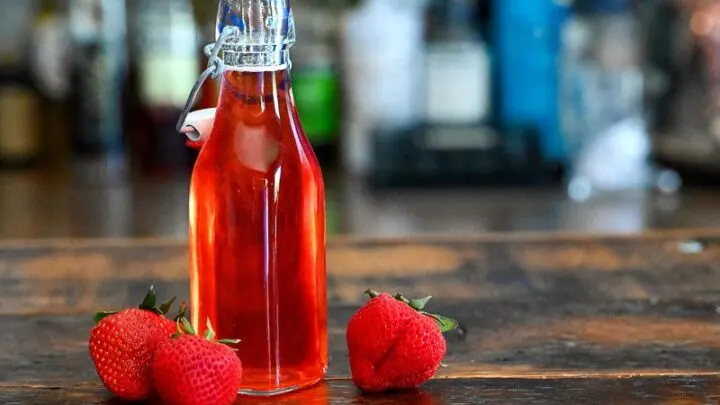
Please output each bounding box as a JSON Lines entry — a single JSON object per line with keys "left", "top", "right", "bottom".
{"left": 187, "top": 0, "right": 327, "bottom": 396}
{"left": 0, "top": 0, "right": 42, "bottom": 168}
{"left": 68, "top": 0, "right": 128, "bottom": 183}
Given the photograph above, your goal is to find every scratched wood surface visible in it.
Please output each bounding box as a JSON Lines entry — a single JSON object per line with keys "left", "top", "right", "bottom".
{"left": 4, "top": 230, "right": 720, "bottom": 403}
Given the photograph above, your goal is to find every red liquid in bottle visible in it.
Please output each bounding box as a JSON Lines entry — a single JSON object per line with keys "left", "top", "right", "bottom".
{"left": 189, "top": 69, "right": 327, "bottom": 395}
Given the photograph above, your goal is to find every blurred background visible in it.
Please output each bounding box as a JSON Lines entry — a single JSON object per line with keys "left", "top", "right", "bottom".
{"left": 1, "top": 0, "right": 720, "bottom": 239}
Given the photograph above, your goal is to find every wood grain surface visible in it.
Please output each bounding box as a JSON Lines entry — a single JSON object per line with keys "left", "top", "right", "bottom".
{"left": 4, "top": 230, "right": 720, "bottom": 403}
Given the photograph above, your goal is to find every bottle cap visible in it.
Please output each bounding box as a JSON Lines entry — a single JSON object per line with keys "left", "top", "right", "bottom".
{"left": 216, "top": 0, "right": 295, "bottom": 71}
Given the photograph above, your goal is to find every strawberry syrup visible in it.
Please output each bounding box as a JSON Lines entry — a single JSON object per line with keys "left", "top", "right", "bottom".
{"left": 189, "top": 68, "right": 328, "bottom": 395}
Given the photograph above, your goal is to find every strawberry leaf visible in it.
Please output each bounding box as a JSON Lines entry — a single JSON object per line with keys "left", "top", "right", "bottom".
{"left": 158, "top": 297, "right": 177, "bottom": 316}
{"left": 139, "top": 285, "right": 157, "bottom": 311}
{"left": 393, "top": 293, "right": 432, "bottom": 311}
{"left": 217, "top": 339, "right": 241, "bottom": 346}
{"left": 422, "top": 312, "right": 458, "bottom": 333}
{"left": 407, "top": 296, "right": 432, "bottom": 311}
{"left": 180, "top": 317, "right": 196, "bottom": 335}
{"left": 203, "top": 318, "right": 216, "bottom": 341}
{"left": 136, "top": 285, "right": 178, "bottom": 316}
{"left": 94, "top": 311, "right": 116, "bottom": 324}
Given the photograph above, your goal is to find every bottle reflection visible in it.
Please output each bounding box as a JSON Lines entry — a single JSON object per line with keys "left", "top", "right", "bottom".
{"left": 235, "top": 381, "right": 329, "bottom": 405}
{"left": 232, "top": 382, "right": 440, "bottom": 405}
{"left": 352, "top": 388, "right": 440, "bottom": 405}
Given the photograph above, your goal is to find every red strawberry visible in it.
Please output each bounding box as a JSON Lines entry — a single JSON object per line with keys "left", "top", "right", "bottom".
{"left": 152, "top": 318, "right": 242, "bottom": 405}
{"left": 88, "top": 285, "right": 181, "bottom": 401}
{"left": 346, "top": 290, "right": 457, "bottom": 392}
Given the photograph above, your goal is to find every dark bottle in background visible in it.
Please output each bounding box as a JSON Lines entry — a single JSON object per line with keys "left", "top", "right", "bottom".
{"left": 0, "top": 1, "right": 43, "bottom": 169}
{"left": 68, "top": 0, "right": 128, "bottom": 183}
{"left": 127, "top": 0, "right": 199, "bottom": 177}
{"left": 641, "top": 0, "right": 720, "bottom": 185}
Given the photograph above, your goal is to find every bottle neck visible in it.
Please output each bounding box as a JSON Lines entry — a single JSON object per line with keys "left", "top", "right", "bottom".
{"left": 222, "top": 49, "right": 292, "bottom": 73}
{"left": 218, "top": 68, "right": 294, "bottom": 108}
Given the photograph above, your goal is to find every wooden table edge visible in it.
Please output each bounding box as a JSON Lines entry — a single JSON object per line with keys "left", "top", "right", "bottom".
{"left": 3, "top": 371, "right": 720, "bottom": 391}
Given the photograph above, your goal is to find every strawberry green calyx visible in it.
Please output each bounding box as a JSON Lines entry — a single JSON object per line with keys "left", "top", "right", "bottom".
{"left": 364, "top": 289, "right": 458, "bottom": 333}
{"left": 366, "top": 289, "right": 381, "bottom": 299}
{"left": 94, "top": 311, "right": 116, "bottom": 324}
{"left": 173, "top": 317, "right": 241, "bottom": 347}
{"left": 394, "top": 293, "right": 432, "bottom": 311}
{"left": 203, "top": 319, "right": 241, "bottom": 346}
{"left": 176, "top": 317, "right": 196, "bottom": 336}
{"left": 173, "top": 302, "right": 188, "bottom": 322}
{"left": 157, "top": 297, "right": 177, "bottom": 316}
{"left": 94, "top": 285, "right": 178, "bottom": 324}
{"left": 140, "top": 285, "right": 177, "bottom": 316}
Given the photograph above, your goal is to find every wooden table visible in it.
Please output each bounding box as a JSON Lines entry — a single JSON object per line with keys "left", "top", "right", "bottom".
{"left": 4, "top": 230, "right": 720, "bottom": 404}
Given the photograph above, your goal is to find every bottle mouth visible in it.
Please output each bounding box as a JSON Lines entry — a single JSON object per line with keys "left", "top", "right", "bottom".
{"left": 216, "top": 0, "right": 295, "bottom": 44}
{"left": 215, "top": 0, "right": 295, "bottom": 70}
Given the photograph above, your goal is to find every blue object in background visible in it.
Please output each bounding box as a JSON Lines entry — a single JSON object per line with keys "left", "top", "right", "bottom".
{"left": 492, "top": 0, "right": 571, "bottom": 166}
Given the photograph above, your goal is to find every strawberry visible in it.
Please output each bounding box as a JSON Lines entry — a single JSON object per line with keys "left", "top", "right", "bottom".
{"left": 152, "top": 318, "right": 242, "bottom": 405}
{"left": 346, "top": 289, "right": 457, "bottom": 393}
{"left": 88, "top": 285, "right": 181, "bottom": 401}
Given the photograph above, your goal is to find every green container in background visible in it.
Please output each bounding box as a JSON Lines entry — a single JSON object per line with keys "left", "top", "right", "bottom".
{"left": 293, "top": 66, "right": 340, "bottom": 145}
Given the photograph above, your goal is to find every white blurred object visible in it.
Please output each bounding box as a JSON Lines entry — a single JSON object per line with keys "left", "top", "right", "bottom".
{"left": 561, "top": 2, "right": 681, "bottom": 202}
{"left": 32, "top": 2, "right": 71, "bottom": 100}
{"left": 426, "top": 41, "right": 490, "bottom": 125}
{"left": 425, "top": 0, "right": 490, "bottom": 125}
{"left": 132, "top": 0, "right": 199, "bottom": 108}
{"left": 568, "top": 117, "right": 652, "bottom": 201}
{"left": 340, "top": 0, "right": 426, "bottom": 176}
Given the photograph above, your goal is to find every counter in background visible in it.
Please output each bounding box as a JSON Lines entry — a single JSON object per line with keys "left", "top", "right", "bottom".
{"left": 0, "top": 170, "right": 718, "bottom": 240}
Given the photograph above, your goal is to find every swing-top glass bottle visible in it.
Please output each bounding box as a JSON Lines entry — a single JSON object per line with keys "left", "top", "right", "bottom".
{"left": 186, "top": 0, "right": 327, "bottom": 396}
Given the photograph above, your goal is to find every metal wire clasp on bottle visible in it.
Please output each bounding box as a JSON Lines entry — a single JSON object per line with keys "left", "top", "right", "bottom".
{"left": 176, "top": 26, "right": 240, "bottom": 142}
